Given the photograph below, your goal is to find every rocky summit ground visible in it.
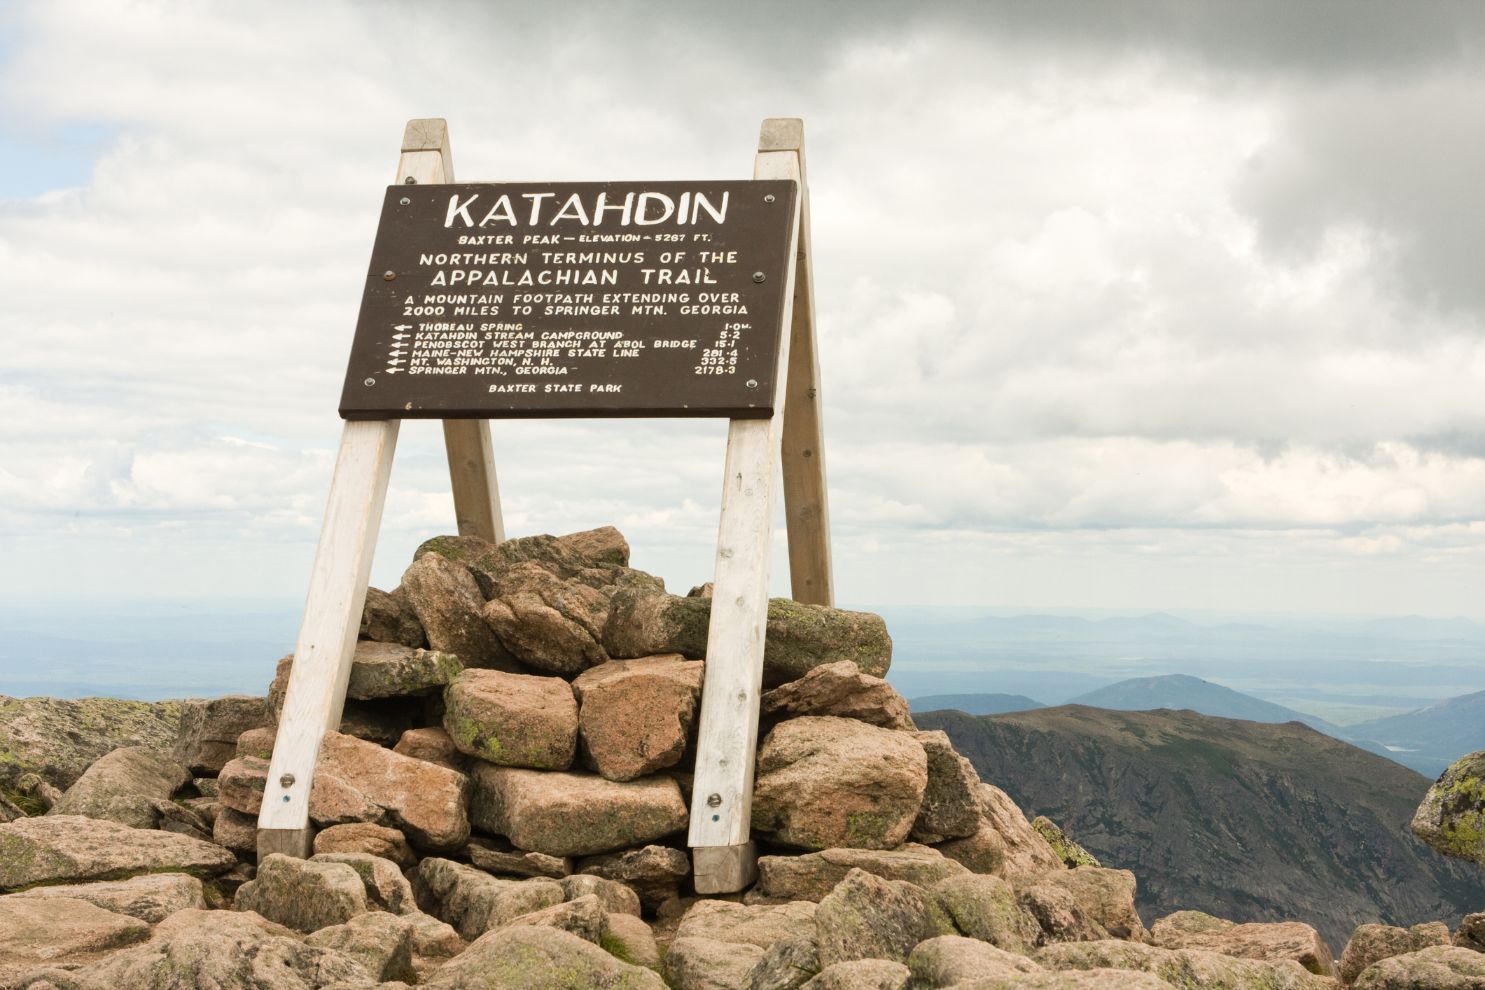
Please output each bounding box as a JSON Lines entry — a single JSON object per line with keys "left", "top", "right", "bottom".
{"left": 4, "top": 525, "right": 1485, "bottom": 989}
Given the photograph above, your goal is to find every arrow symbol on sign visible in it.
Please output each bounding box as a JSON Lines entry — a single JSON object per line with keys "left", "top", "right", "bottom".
{"left": 392, "top": 333, "right": 410, "bottom": 341}
{"left": 385, "top": 367, "right": 403, "bottom": 374}
{"left": 394, "top": 324, "right": 411, "bottom": 331}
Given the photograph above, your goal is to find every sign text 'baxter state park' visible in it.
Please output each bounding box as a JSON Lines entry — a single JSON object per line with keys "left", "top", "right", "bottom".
{"left": 339, "top": 180, "right": 798, "bottom": 419}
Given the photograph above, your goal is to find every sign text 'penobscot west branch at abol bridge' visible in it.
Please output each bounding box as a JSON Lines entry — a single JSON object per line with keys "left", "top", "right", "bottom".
{"left": 339, "top": 180, "right": 798, "bottom": 420}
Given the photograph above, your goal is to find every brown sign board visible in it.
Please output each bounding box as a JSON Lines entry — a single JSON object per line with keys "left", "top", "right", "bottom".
{"left": 339, "top": 180, "right": 798, "bottom": 419}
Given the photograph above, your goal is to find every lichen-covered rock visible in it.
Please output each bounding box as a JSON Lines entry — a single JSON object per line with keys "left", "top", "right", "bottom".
{"left": 212, "top": 805, "right": 257, "bottom": 855}
{"left": 908, "top": 935, "right": 1042, "bottom": 988}
{"left": 504, "top": 893, "right": 605, "bottom": 943}
{"left": 423, "top": 923, "right": 666, "bottom": 989}
{"left": 312, "top": 851, "right": 417, "bottom": 914}
{"left": 265, "top": 659, "right": 418, "bottom": 744}
{"left": 1017, "top": 881, "right": 1111, "bottom": 944}
{"left": 0, "top": 895, "right": 150, "bottom": 984}
{"left": 470, "top": 836, "right": 573, "bottom": 880}
{"left": 604, "top": 911, "right": 662, "bottom": 971}
{"left": 578, "top": 844, "right": 691, "bottom": 911}
{"left": 1150, "top": 911, "right": 1333, "bottom": 976}
{"left": 402, "top": 550, "right": 516, "bottom": 669}
{"left": 172, "top": 695, "right": 270, "bottom": 774}
{"left": 1033, "top": 817, "right": 1102, "bottom": 869}
{"left": 1354, "top": 944, "right": 1485, "bottom": 989}
{"left": 443, "top": 668, "right": 578, "bottom": 770}
{"left": 414, "top": 857, "right": 565, "bottom": 940}
{"left": 47, "top": 745, "right": 194, "bottom": 831}
{"left": 362, "top": 585, "right": 427, "bottom": 647}
{"left": 760, "top": 661, "right": 914, "bottom": 731}
{"left": 0, "top": 814, "right": 235, "bottom": 892}
{"left": 814, "top": 868, "right": 954, "bottom": 968}
{"left": 1035, "top": 867, "right": 1147, "bottom": 942}
{"left": 746, "top": 934, "right": 821, "bottom": 990}
{"left": 931, "top": 873, "right": 1041, "bottom": 953}
{"left": 470, "top": 765, "right": 687, "bottom": 857}
{"left": 305, "top": 910, "right": 418, "bottom": 982}
{"left": 752, "top": 717, "right": 927, "bottom": 851}
{"left": 573, "top": 654, "right": 703, "bottom": 781}
{"left": 481, "top": 561, "right": 615, "bottom": 676}
{"left": 910, "top": 731, "right": 982, "bottom": 843}
{"left": 346, "top": 641, "right": 462, "bottom": 700}
{"left": 18, "top": 908, "right": 376, "bottom": 990}
{"left": 314, "top": 821, "right": 417, "bottom": 868}
{"left": 1455, "top": 911, "right": 1485, "bottom": 951}
{"left": 561, "top": 873, "right": 641, "bottom": 916}
{"left": 665, "top": 935, "right": 767, "bottom": 990}
{"left": 937, "top": 782, "right": 1064, "bottom": 880}
{"left": 1412, "top": 750, "right": 1485, "bottom": 866}
{"left": 234, "top": 853, "right": 369, "bottom": 932}
{"left": 1340, "top": 922, "right": 1451, "bottom": 984}
{"left": 1037, "top": 939, "right": 1334, "bottom": 990}
{"left": 756, "top": 845, "right": 969, "bottom": 901}
{"left": 800, "top": 959, "right": 911, "bottom": 990}
{"left": 677, "top": 899, "right": 819, "bottom": 949}
{"left": 7, "top": 872, "right": 205, "bottom": 922}
{"left": 0, "top": 695, "right": 181, "bottom": 795}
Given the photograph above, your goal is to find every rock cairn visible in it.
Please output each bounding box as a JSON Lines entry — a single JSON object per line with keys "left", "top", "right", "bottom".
{"left": 0, "top": 526, "right": 1480, "bottom": 988}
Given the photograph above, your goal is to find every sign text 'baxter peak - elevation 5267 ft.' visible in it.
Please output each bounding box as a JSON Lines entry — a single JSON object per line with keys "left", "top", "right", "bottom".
{"left": 339, "top": 180, "right": 798, "bottom": 419}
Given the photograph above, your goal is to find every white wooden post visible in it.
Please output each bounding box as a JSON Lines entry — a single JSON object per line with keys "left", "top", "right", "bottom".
{"left": 688, "top": 127, "right": 806, "bottom": 894}
{"left": 399, "top": 119, "right": 506, "bottom": 544}
{"left": 764, "top": 119, "right": 834, "bottom": 608}
{"left": 257, "top": 419, "right": 399, "bottom": 856}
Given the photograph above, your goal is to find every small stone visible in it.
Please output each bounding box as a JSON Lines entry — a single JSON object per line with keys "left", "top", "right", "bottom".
{"left": 573, "top": 654, "right": 704, "bottom": 781}
{"left": 469, "top": 835, "right": 573, "bottom": 879}
{"left": 504, "top": 893, "right": 605, "bottom": 943}
{"left": 1354, "top": 945, "right": 1485, "bottom": 989}
{"left": 443, "top": 668, "right": 578, "bottom": 770}
{"left": 471, "top": 765, "right": 687, "bottom": 857}
{"left": 677, "top": 899, "right": 819, "bottom": 949}
{"left": 413, "top": 857, "right": 565, "bottom": 940}
{"left": 402, "top": 551, "right": 516, "bottom": 668}
{"left": 1455, "top": 911, "right": 1485, "bottom": 951}
{"left": 561, "top": 873, "right": 642, "bottom": 916}
{"left": 362, "top": 585, "right": 427, "bottom": 647}
{"left": 1037, "top": 939, "right": 1333, "bottom": 990}
{"left": 1018, "top": 882, "right": 1110, "bottom": 944}
{"left": 212, "top": 805, "right": 258, "bottom": 855}
{"left": 172, "top": 696, "right": 270, "bottom": 774}
{"left": 756, "top": 845, "right": 969, "bottom": 901}
{"left": 425, "top": 924, "right": 666, "bottom": 989}
{"left": 578, "top": 844, "right": 692, "bottom": 911}
{"left": 752, "top": 717, "right": 928, "bottom": 851}
{"left": 814, "top": 868, "right": 954, "bottom": 968}
{"left": 314, "top": 821, "right": 417, "bottom": 868}
{"left": 48, "top": 745, "right": 192, "bottom": 830}
{"left": 801, "top": 959, "right": 912, "bottom": 990}
{"left": 306, "top": 910, "right": 418, "bottom": 983}
{"left": 7, "top": 872, "right": 206, "bottom": 922}
{"left": 395, "top": 726, "right": 461, "bottom": 768}
{"left": 347, "top": 640, "right": 463, "bottom": 699}
{"left": 666, "top": 936, "right": 767, "bottom": 990}
{"left": 1151, "top": 911, "right": 1333, "bottom": 976}
{"left": 604, "top": 911, "right": 663, "bottom": 971}
{"left": 217, "top": 754, "right": 268, "bottom": 814}
{"left": 481, "top": 561, "right": 614, "bottom": 675}
{"left": 761, "top": 661, "right": 915, "bottom": 731}
{"left": 1036, "top": 867, "right": 1147, "bottom": 942}
{"left": 234, "top": 853, "right": 369, "bottom": 932}
{"left": 1341, "top": 922, "right": 1451, "bottom": 985}
{"left": 0, "top": 814, "right": 235, "bottom": 892}
{"left": 746, "top": 934, "right": 821, "bottom": 990}
{"left": 908, "top": 935, "right": 1042, "bottom": 988}
{"left": 236, "top": 726, "right": 277, "bottom": 759}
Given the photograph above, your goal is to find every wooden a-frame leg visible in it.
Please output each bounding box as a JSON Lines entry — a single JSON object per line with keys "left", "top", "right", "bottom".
{"left": 257, "top": 419, "right": 398, "bottom": 857}
{"left": 688, "top": 133, "right": 806, "bottom": 893}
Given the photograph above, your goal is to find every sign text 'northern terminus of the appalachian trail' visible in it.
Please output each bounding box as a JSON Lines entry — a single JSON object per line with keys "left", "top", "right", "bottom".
{"left": 339, "top": 180, "right": 798, "bottom": 419}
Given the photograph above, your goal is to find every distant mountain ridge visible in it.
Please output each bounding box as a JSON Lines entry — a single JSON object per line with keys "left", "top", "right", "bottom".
{"left": 907, "top": 693, "right": 1044, "bottom": 716}
{"left": 916, "top": 705, "right": 1485, "bottom": 950}
{"left": 1066, "top": 674, "right": 1342, "bottom": 735}
{"left": 1345, "top": 690, "right": 1485, "bottom": 778}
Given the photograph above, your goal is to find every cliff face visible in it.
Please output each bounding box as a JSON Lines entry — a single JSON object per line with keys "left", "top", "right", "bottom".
{"left": 918, "top": 705, "right": 1485, "bottom": 949}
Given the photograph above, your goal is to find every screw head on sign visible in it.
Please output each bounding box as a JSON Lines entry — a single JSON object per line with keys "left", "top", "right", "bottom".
{"left": 383, "top": 271, "right": 396, "bottom": 281}
{"left": 752, "top": 272, "right": 766, "bottom": 283}
{"left": 764, "top": 193, "right": 776, "bottom": 203}
{"left": 706, "top": 793, "right": 722, "bottom": 808}
{"left": 404, "top": 176, "right": 417, "bottom": 184}
{"left": 400, "top": 197, "right": 411, "bottom": 206}
{"left": 279, "top": 774, "right": 295, "bottom": 788}
{"left": 746, "top": 379, "right": 758, "bottom": 389}
{"left": 364, "top": 378, "right": 376, "bottom": 387}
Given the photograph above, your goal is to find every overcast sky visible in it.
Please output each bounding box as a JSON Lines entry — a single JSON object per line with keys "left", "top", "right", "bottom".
{"left": 3, "top": 1, "right": 1485, "bottom": 617}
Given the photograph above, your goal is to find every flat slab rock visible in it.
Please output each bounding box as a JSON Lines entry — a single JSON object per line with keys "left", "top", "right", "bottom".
{"left": 47, "top": 745, "right": 192, "bottom": 830}
{"left": 0, "top": 815, "right": 235, "bottom": 892}
{"left": 0, "top": 895, "right": 151, "bottom": 983}
{"left": 756, "top": 844, "right": 968, "bottom": 901}
{"left": 470, "top": 764, "right": 687, "bottom": 857}
{"left": 6, "top": 872, "right": 206, "bottom": 922}
{"left": 1152, "top": 910, "right": 1334, "bottom": 976}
